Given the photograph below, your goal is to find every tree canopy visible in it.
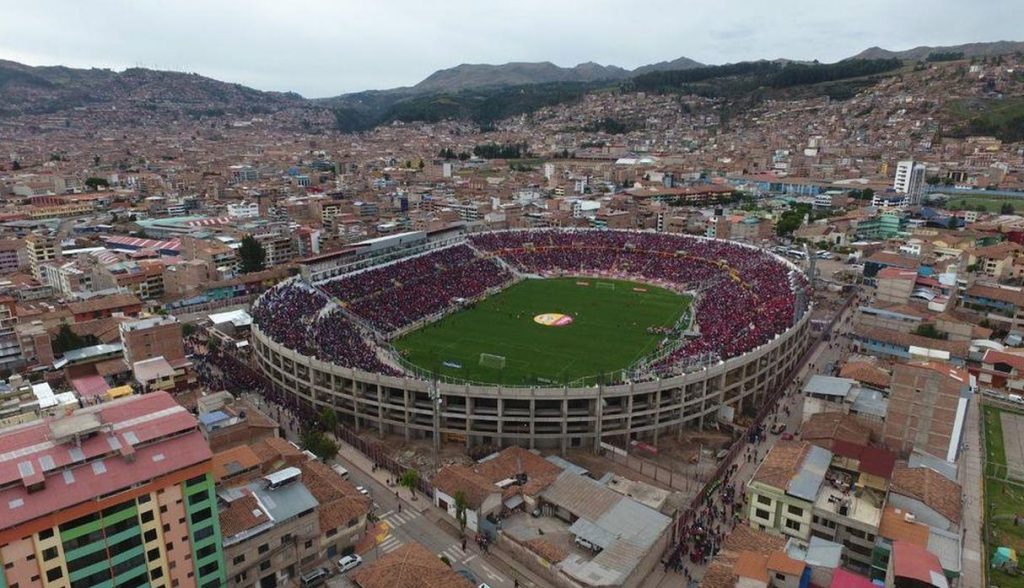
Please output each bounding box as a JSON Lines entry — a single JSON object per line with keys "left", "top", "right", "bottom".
{"left": 238, "top": 235, "right": 266, "bottom": 274}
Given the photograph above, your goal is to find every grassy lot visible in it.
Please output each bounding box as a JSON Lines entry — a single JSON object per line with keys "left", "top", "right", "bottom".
{"left": 393, "top": 277, "right": 690, "bottom": 386}
{"left": 945, "top": 196, "right": 1022, "bottom": 213}
{"left": 983, "top": 404, "right": 1024, "bottom": 587}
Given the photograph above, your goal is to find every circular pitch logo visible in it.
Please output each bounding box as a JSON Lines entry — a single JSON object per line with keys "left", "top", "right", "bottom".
{"left": 533, "top": 313, "right": 574, "bottom": 327}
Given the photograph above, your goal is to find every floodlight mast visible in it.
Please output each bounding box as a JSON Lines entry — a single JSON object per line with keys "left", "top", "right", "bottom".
{"left": 430, "top": 373, "right": 441, "bottom": 471}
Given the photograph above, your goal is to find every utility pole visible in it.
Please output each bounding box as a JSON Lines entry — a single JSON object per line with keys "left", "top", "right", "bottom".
{"left": 430, "top": 375, "right": 441, "bottom": 472}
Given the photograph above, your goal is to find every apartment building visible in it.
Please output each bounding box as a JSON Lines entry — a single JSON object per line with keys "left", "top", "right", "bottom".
{"left": 893, "top": 160, "right": 926, "bottom": 206}
{"left": 883, "top": 362, "right": 968, "bottom": 461}
{"left": 120, "top": 315, "right": 185, "bottom": 366}
{"left": 25, "top": 233, "right": 60, "bottom": 281}
{"left": 0, "top": 297, "right": 20, "bottom": 371}
{"left": 219, "top": 468, "right": 320, "bottom": 588}
{"left": 747, "top": 442, "right": 830, "bottom": 545}
{"left": 66, "top": 292, "right": 143, "bottom": 322}
{"left": 0, "top": 240, "right": 28, "bottom": 275}
{"left": 0, "top": 392, "right": 228, "bottom": 588}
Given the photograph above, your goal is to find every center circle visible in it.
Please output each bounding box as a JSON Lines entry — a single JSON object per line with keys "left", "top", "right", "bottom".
{"left": 533, "top": 312, "right": 574, "bottom": 327}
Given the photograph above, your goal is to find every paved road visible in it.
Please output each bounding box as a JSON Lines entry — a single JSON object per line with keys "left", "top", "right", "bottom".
{"left": 242, "top": 392, "right": 527, "bottom": 588}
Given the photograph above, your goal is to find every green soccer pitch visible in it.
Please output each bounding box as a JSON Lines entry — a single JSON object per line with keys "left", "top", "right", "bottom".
{"left": 392, "top": 277, "right": 691, "bottom": 386}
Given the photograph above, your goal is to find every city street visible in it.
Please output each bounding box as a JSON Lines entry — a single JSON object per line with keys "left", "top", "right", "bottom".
{"left": 649, "top": 292, "right": 857, "bottom": 587}
{"left": 242, "top": 392, "right": 534, "bottom": 588}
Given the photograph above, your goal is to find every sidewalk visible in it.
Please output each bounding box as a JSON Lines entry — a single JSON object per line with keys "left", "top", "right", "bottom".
{"left": 335, "top": 440, "right": 431, "bottom": 513}
{"left": 960, "top": 396, "right": 983, "bottom": 588}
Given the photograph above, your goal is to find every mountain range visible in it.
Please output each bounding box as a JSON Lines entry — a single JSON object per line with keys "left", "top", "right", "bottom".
{"left": 0, "top": 40, "right": 1020, "bottom": 131}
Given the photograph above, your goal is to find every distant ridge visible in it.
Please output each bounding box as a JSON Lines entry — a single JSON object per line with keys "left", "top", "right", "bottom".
{"left": 850, "top": 40, "right": 1024, "bottom": 61}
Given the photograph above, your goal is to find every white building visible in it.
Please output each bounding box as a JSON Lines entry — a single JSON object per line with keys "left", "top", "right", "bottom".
{"left": 227, "top": 201, "right": 260, "bottom": 219}
{"left": 893, "top": 160, "right": 926, "bottom": 206}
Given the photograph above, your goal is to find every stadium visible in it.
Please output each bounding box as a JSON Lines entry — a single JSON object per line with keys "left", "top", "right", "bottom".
{"left": 251, "top": 228, "right": 813, "bottom": 452}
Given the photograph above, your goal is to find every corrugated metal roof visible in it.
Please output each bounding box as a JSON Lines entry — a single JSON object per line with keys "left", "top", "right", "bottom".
{"left": 803, "top": 375, "right": 856, "bottom": 398}
{"left": 787, "top": 445, "right": 831, "bottom": 501}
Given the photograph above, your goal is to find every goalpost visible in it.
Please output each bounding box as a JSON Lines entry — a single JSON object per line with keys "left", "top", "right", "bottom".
{"left": 596, "top": 282, "right": 616, "bottom": 291}
{"left": 479, "top": 353, "right": 507, "bottom": 369}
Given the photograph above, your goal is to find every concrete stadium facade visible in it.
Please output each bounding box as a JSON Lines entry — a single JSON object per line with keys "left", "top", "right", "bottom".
{"left": 251, "top": 239, "right": 812, "bottom": 452}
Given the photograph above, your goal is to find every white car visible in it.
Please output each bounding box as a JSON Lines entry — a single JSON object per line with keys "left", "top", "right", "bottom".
{"left": 356, "top": 486, "right": 370, "bottom": 496}
{"left": 337, "top": 554, "right": 362, "bottom": 573}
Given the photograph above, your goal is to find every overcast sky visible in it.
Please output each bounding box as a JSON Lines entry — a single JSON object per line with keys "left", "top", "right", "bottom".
{"left": 1, "top": 0, "right": 1021, "bottom": 98}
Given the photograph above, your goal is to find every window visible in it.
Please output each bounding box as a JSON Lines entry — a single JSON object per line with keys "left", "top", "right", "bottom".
{"left": 38, "top": 528, "right": 54, "bottom": 540}
{"left": 785, "top": 519, "right": 801, "bottom": 532}
{"left": 137, "top": 494, "right": 152, "bottom": 504}
{"left": 755, "top": 508, "right": 770, "bottom": 520}
{"left": 42, "top": 547, "right": 58, "bottom": 561}
{"left": 234, "top": 555, "right": 245, "bottom": 565}
{"left": 141, "top": 510, "right": 155, "bottom": 523}
{"left": 198, "top": 562, "right": 219, "bottom": 576}
{"left": 151, "top": 567, "right": 164, "bottom": 580}
{"left": 258, "top": 543, "right": 269, "bottom": 555}
{"left": 787, "top": 505, "right": 803, "bottom": 517}
{"left": 148, "top": 548, "right": 160, "bottom": 562}
{"left": 812, "top": 515, "right": 819, "bottom": 524}
{"left": 305, "top": 540, "right": 313, "bottom": 549}
{"left": 46, "top": 568, "right": 63, "bottom": 582}
{"left": 757, "top": 495, "right": 771, "bottom": 505}
{"left": 160, "top": 505, "right": 168, "bottom": 514}
{"left": 776, "top": 573, "right": 786, "bottom": 581}
{"left": 189, "top": 507, "right": 212, "bottom": 526}
{"left": 260, "top": 561, "right": 271, "bottom": 571}
{"left": 144, "top": 529, "right": 158, "bottom": 542}
{"left": 197, "top": 544, "right": 216, "bottom": 560}
{"left": 194, "top": 526, "right": 214, "bottom": 541}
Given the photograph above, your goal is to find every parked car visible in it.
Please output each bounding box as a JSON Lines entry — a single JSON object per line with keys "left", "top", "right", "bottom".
{"left": 337, "top": 554, "right": 362, "bottom": 573}
{"left": 356, "top": 485, "right": 370, "bottom": 496}
{"left": 771, "top": 423, "right": 786, "bottom": 434}
{"left": 299, "top": 567, "right": 330, "bottom": 587}
{"left": 781, "top": 432, "right": 795, "bottom": 441}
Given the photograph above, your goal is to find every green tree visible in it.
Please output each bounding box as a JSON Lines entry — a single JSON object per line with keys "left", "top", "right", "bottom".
{"left": 453, "top": 490, "right": 469, "bottom": 535}
{"left": 319, "top": 408, "right": 338, "bottom": 433}
{"left": 775, "top": 206, "right": 808, "bottom": 236}
{"left": 84, "top": 177, "right": 109, "bottom": 191}
{"left": 51, "top": 323, "right": 88, "bottom": 355}
{"left": 182, "top": 323, "right": 196, "bottom": 337}
{"left": 1001, "top": 202, "right": 1016, "bottom": 215}
{"left": 238, "top": 235, "right": 266, "bottom": 274}
{"left": 914, "top": 323, "right": 946, "bottom": 340}
{"left": 947, "top": 215, "right": 958, "bottom": 229}
{"left": 301, "top": 429, "right": 339, "bottom": 461}
{"left": 400, "top": 468, "right": 420, "bottom": 498}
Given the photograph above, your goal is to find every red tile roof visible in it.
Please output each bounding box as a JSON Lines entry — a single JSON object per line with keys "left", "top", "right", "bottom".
{"left": 350, "top": 542, "right": 473, "bottom": 588}
{"left": 0, "top": 392, "right": 209, "bottom": 531}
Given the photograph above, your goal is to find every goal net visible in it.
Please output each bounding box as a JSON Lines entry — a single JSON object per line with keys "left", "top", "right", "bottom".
{"left": 479, "top": 353, "right": 507, "bottom": 369}
{"left": 596, "top": 282, "right": 615, "bottom": 290}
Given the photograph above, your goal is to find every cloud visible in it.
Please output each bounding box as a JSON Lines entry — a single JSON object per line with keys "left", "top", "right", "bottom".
{"left": 0, "top": 0, "right": 1020, "bottom": 97}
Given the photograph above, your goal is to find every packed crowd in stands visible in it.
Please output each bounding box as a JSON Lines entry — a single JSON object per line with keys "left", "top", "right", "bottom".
{"left": 253, "top": 231, "right": 807, "bottom": 381}
{"left": 320, "top": 244, "right": 513, "bottom": 332}
{"left": 470, "top": 230, "right": 806, "bottom": 374}
{"left": 251, "top": 280, "right": 399, "bottom": 374}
